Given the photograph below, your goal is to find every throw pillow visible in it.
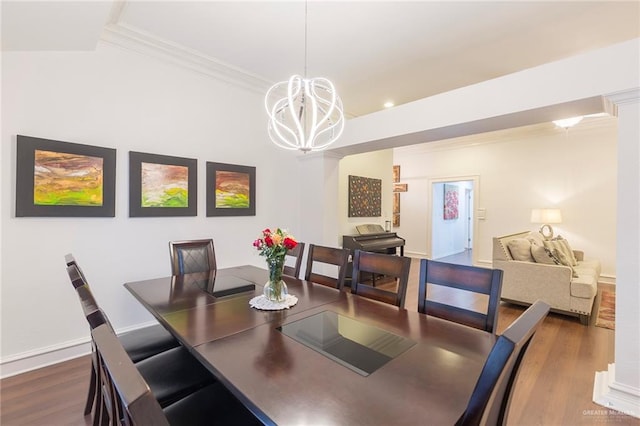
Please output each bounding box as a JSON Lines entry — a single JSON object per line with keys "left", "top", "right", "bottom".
{"left": 507, "top": 238, "right": 534, "bottom": 262}
{"left": 553, "top": 248, "right": 579, "bottom": 278}
{"left": 531, "top": 245, "right": 560, "bottom": 265}
{"left": 543, "top": 239, "right": 577, "bottom": 266}
{"left": 553, "top": 236, "right": 578, "bottom": 266}
{"left": 528, "top": 232, "right": 545, "bottom": 247}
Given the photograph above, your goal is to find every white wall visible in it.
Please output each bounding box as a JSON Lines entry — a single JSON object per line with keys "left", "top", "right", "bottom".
{"left": 393, "top": 117, "right": 618, "bottom": 281}
{"left": 0, "top": 43, "right": 301, "bottom": 364}
{"left": 338, "top": 149, "right": 393, "bottom": 239}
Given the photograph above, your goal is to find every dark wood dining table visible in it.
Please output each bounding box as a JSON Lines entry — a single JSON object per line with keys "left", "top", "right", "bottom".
{"left": 124, "top": 265, "right": 497, "bottom": 426}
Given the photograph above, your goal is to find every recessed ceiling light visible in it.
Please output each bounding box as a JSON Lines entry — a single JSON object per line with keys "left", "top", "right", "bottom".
{"left": 553, "top": 116, "right": 583, "bottom": 129}
{"left": 383, "top": 101, "right": 394, "bottom": 108}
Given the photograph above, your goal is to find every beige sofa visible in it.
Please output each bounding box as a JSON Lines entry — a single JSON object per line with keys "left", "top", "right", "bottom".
{"left": 492, "top": 231, "right": 601, "bottom": 324}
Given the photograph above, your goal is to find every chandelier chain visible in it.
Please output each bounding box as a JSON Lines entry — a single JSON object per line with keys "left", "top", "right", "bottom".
{"left": 304, "top": 1, "right": 308, "bottom": 78}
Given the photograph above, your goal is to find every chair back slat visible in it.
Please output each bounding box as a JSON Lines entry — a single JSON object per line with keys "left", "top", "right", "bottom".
{"left": 456, "top": 300, "right": 550, "bottom": 426}
{"left": 92, "top": 324, "right": 170, "bottom": 426}
{"left": 283, "top": 242, "right": 305, "bottom": 278}
{"left": 351, "top": 250, "right": 411, "bottom": 308}
{"left": 169, "top": 239, "right": 216, "bottom": 275}
{"left": 424, "top": 300, "right": 491, "bottom": 331}
{"left": 304, "top": 244, "right": 350, "bottom": 289}
{"left": 424, "top": 262, "right": 497, "bottom": 294}
{"left": 418, "top": 259, "right": 503, "bottom": 333}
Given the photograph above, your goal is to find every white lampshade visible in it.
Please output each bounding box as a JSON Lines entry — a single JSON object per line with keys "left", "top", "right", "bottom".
{"left": 530, "top": 208, "right": 562, "bottom": 224}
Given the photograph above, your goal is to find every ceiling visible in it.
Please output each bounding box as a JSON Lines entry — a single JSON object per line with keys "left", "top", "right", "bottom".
{"left": 2, "top": 1, "right": 639, "bottom": 118}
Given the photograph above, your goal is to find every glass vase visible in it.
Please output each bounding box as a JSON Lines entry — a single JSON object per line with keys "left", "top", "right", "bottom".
{"left": 263, "top": 256, "right": 288, "bottom": 302}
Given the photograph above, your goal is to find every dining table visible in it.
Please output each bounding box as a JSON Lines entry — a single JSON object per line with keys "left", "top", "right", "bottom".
{"left": 124, "top": 265, "right": 497, "bottom": 426}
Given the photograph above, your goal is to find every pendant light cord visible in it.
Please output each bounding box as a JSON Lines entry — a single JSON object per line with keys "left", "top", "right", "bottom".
{"left": 304, "top": 0, "right": 308, "bottom": 78}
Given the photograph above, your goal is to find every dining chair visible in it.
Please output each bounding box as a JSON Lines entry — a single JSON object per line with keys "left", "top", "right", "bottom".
{"left": 304, "top": 244, "right": 350, "bottom": 289}
{"left": 169, "top": 238, "right": 217, "bottom": 275}
{"left": 91, "top": 323, "right": 261, "bottom": 426}
{"left": 66, "top": 264, "right": 215, "bottom": 416}
{"left": 283, "top": 241, "right": 305, "bottom": 278}
{"left": 418, "top": 259, "right": 504, "bottom": 333}
{"left": 66, "top": 254, "right": 179, "bottom": 362}
{"left": 350, "top": 250, "right": 411, "bottom": 308}
{"left": 65, "top": 255, "right": 178, "bottom": 419}
{"left": 456, "top": 300, "right": 550, "bottom": 426}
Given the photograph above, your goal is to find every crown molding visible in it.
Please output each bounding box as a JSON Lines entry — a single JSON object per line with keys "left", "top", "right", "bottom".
{"left": 605, "top": 88, "right": 640, "bottom": 110}
{"left": 100, "top": 22, "right": 272, "bottom": 94}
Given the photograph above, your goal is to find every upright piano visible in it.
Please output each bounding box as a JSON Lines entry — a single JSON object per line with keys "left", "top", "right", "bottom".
{"left": 342, "top": 224, "right": 405, "bottom": 256}
{"left": 342, "top": 224, "right": 406, "bottom": 285}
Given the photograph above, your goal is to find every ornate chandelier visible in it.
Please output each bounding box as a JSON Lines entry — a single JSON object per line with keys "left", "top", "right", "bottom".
{"left": 264, "top": 3, "right": 344, "bottom": 153}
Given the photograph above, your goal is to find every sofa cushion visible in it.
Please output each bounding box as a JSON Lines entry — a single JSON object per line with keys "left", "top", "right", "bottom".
{"left": 576, "top": 259, "right": 602, "bottom": 277}
{"left": 507, "top": 238, "right": 534, "bottom": 262}
{"left": 570, "top": 273, "right": 597, "bottom": 299}
{"left": 531, "top": 245, "right": 561, "bottom": 265}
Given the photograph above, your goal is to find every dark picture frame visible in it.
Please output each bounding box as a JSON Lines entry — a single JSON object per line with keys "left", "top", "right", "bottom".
{"left": 129, "top": 151, "right": 197, "bottom": 217}
{"left": 348, "top": 175, "right": 382, "bottom": 217}
{"left": 16, "top": 135, "right": 116, "bottom": 217}
{"left": 206, "top": 162, "right": 256, "bottom": 217}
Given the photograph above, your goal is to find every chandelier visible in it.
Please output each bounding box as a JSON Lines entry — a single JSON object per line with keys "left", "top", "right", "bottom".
{"left": 264, "top": 3, "right": 344, "bottom": 153}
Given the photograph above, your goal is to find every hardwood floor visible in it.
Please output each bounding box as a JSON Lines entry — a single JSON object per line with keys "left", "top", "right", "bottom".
{"left": 0, "top": 355, "right": 92, "bottom": 426}
{"left": 1, "top": 257, "right": 638, "bottom": 425}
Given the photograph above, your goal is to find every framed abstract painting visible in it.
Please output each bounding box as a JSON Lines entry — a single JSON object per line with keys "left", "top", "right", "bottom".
{"left": 206, "top": 162, "right": 256, "bottom": 216}
{"left": 348, "top": 175, "right": 382, "bottom": 217}
{"left": 443, "top": 183, "right": 459, "bottom": 220}
{"left": 16, "top": 135, "right": 116, "bottom": 217}
{"left": 129, "top": 151, "right": 197, "bottom": 217}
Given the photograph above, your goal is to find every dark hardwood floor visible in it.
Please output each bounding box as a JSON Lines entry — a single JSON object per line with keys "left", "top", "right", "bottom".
{"left": 1, "top": 257, "right": 637, "bottom": 425}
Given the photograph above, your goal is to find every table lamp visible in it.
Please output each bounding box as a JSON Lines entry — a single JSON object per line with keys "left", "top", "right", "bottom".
{"left": 531, "top": 208, "right": 562, "bottom": 239}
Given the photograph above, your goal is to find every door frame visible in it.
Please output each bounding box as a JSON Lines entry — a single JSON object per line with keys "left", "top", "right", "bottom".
{"left": 426, "top": 175, "right": 479, "bottom": 265}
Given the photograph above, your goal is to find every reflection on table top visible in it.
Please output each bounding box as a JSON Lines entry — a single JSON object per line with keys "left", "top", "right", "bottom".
{"left": 124, "top": 265, "right": 344, "bottom": 346}
{"left": 124, "top": 265, "right": 496, "bottom": 425}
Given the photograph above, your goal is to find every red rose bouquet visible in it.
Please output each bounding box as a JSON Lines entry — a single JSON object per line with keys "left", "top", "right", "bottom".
{"left": 253, "top": 228, "right": 298, "bottom": 261}
{"left": 253, "top": 228, "right": 298, "bottom": 301}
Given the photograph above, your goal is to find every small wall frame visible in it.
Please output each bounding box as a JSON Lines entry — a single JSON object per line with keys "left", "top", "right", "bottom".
{"left": 129, "top": 151, "right": 197, "bottom": 217}
{"left": 206, "top": 162, "right": 256, "bottom": 217}
{"left": 16, "top": 135, "right": 116, "bottom": 217}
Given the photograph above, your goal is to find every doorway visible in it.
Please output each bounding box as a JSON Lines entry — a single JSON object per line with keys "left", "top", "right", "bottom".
{"left": 427, "top": 176, "right": 478, "bottom": 265}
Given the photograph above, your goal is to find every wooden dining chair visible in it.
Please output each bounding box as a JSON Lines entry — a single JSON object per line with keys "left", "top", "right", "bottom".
{"left": 66, "top": 254, "right": 179, "bottom": 362}
{"left": 91, "top": 323, "right": 261, "bottom": 426}
{"left": 418, "top": 259, "right": 504, "bottom": 333}
{"left": 169, "top": 239, "right": 217, "bottom": 275}
{"left": 304, "top": 244, "right": 350, "bottom": 289}
{"left": 350, "top": 250, "right": 411, "bottom": 308}
{"left": 283, "top": 241, "right": 305, "bottom": 278}
{"left": 66, "top": 264, "right": 215, "bottom": 418}
{"left": 66, "top": 255, "right": 178, "bottom": 418}
{"left": 456, "top": 300, "right": 550, "bottom": 426}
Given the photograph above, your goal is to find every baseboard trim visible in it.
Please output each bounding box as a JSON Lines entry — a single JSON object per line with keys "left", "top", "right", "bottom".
{"left": 0, "top": 320, "right": 159, "bottom": 379}
{"left": 0, "top": 338, "right": 91, "bottom": 379}
{"left": 593, "top": 363, "right": 640, "bottom": 419}
{"left": 599, "top": 274, "right": 616, "bottom": 285}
